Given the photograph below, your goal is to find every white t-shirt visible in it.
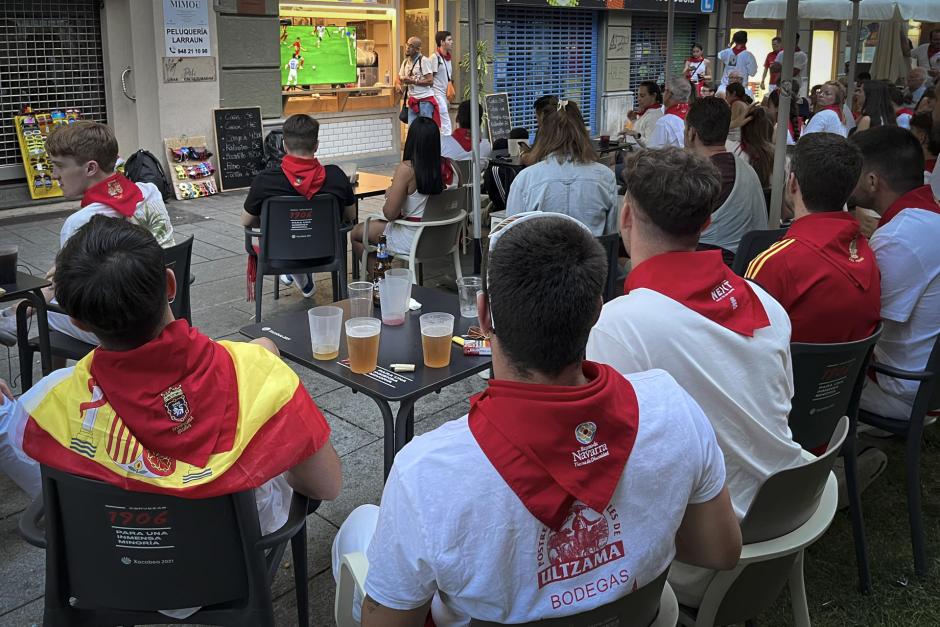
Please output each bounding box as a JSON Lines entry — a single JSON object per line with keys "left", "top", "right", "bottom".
{"left": 912, "top": 44, "right": 940, "bottom": 73}
{"left": 60, "top": 181, "right": 175, "bottom": 248}
{"left": 400, "top": 54, "right": 435, "bottom": 100}
{"left": 440, "top": 135, "right": 492, "bottom": 162}
{"left": 364, "top": 369, "right": 726, "bottom": 626}
{"left": 586, "top": 283, "right": 803, "bottom": 519}
{"left": 429, "top": 52, "right": 452, "bottom": 100}
{"left": 717, "top": 47, "right": 758, "bottom": 86}
{"left": 775, "top": 49, "right": 808, "bottom": 76}
{"left": 633, "top": 106, "right": 663, "bottom": 143}
{"left": 861, "top": 206, "right": 940, "bottom": 418}
{"left": 802, "top": 109, "right": 847, "bottom": 137}
{"left": 647, "top": 113, "right": 685, "bottom": 148}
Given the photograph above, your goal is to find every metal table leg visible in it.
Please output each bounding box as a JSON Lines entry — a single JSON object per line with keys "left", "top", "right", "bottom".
{"left": 394, "top": 398, "right": 417, "bottom": 453}
{"left": 368, "top": 396, "right": 397, "bottom": 479}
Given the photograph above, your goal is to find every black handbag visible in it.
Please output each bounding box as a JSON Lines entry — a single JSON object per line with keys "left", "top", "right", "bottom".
{"left": 398, "top": 55, "right": 422, "bottom": 123}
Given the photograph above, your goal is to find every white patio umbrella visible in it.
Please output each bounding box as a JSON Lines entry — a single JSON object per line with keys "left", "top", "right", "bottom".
{"left": 870, "top": 7, "right": 912, "bottom": 83}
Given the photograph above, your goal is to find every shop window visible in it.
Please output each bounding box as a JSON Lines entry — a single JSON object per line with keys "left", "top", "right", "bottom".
{"left": 629, "top": 15, "right": 700, "bottom": 93}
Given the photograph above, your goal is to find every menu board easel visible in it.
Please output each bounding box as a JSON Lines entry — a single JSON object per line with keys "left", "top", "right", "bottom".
{"left": 213, "top": 107, "right": 265, "bottom": 192}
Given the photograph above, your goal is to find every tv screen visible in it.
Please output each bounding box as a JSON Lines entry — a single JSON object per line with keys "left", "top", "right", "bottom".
{"left": 281, "top": 24, "right": 358, "bottom": 87}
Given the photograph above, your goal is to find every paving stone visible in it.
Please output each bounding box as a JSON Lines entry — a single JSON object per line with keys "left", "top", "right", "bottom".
{"left": 0, "top": 595, "right": 43, "bottom": 626}
{"left": 273, "top": 567, "right": 337, "bottom": 627}
{"left": 0, "top": 516, "right": 45, "bottom": 616}
{"left": 316, "top": 439, "right": 384, "bottom": 527}
{"left": 0, "top": 475, "right": 31, "bottom": 523}
{"left": 269, "top": 511, "right": 338, "bottom": 599}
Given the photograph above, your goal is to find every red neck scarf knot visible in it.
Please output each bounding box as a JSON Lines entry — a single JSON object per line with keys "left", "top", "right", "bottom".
{"left": 732, "top": 44, "right": 747, "bottom": 55}
{"left": 281, "top": 155, "right": 326, "bottom": 199}
{"left": 879, "top": 185, "right": 940, "bottom": 228}
{"left": 665, "top": 103, "right": 690, "bottom": 119}
{"left": 81, "top": 173, "right": 143, "bottom": 217}
{"left": 452, "top": 128, "right": 472, "bottom": 151}
{"left": 437, "top": 48, "right": 452, "bottom": 61}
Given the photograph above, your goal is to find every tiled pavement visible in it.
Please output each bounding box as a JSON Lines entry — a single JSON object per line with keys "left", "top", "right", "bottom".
{"left": 0, "top": 175, "right": 487, "bottom": 626}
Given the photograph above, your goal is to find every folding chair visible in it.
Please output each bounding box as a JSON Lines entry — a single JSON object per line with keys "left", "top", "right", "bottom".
{"left": 858, "top": 333, "right": 940, "bottom": 579}
{"left": 19, "top": 465, "right": 317, "bottom": 626}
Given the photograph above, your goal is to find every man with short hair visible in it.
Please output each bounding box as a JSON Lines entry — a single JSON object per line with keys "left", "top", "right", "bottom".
{"left": 587, "top": 147, "right": 802, "bottom": 606}
{"left": 242, "top": 114, "right": 356, "bottom": 298}
{"left": 849, "top": 126, "right": 940, "bottom": 420}
{"left": 774, "top": 33, "right": 808, "bottom": 82}
{"left": 717, "top": 31, "right": 758, "bottom": 96}
{"left": 911, "top": 28, "right": 940, "bottom": 82}
{"left": 760, "top": 36, "right": 782, "bottom": 92}
{"left": 647, "top": 77, "right": 691, "bottom": 148}
{"left": 684, "top": 97, "right": 767, "bottom": 265}
{"left": 15, "top": 216, "right": 341, "bottom": 535}
{"left": 747, "top": 133, "right": 880, "bottom": 343}
{"left": 41, "top": 120, "right": 175, "bottom": 345}
{"left": 906, "top": 67, "right": 929, "bottom": 107}
{"left": 398, "top": 37, "right": 437, "bottom": 125}
{"left": 429, "top": 30, "right": 455, "bottom": 136}
{"left": 441, "top": 100, "right": 492, "bottom": 161}
{"left": 333, "top": 213, "right": 742, "bottom": 626}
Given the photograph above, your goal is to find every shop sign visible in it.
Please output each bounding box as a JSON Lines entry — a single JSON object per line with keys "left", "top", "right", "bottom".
{"left": 500, "top": 0, "right": 714, "bottom": 12}
{"left": 163, "top": 0, "right": 211, "bottom": 57}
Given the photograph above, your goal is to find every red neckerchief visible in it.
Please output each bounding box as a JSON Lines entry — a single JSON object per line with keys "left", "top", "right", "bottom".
{"left": 786, "top": 212, "right": 876, "bottom": 290}
{"left": 81, "top": 173, "right": 143, "bottom": 218}
{"left": 823, "top": 104, "right": 844, "bottom": 123}
{"left": 452, "top": 127, "right": 472, "bottom": 151}
{"left": 926, "top": 158, "right": 937, "bottom": 174}
{"left": 281, "top": 155, "right": 326, "bottom": 199}
{"left": 879, "top": 185, "right": 940, "bottom": 228}
{"left": 626, "top": 250, "right": 770, "bottom": 337}
{"left": 89, "top": 319, "right": 239, "bottom": 468}
{"left": 441, "top": 158, "right": 454, "bottom": 187}
{"left": 665, "top": 103, "right": 690, "bottom": 120}
{"left": 437, "top": 48, "right": 452, "bottom": 61}
{"left": 896, "top": 108, "right": 915, "bottom": 117}
{"left": 638, "top": 103, "right": 660, "bottom": 116}
{"left": 468, "top": 361, "right": 639, "bottom": 531}
{"left": 732, "top": 44, "right": 747, "bottom": 55}
{"left": 688, "top": 55, "right": 703, "bottom": 63}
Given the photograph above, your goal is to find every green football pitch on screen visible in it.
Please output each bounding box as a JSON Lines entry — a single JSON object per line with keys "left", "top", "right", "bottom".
{"left": 281, "top": 25, "right": 357, "bottom": 86}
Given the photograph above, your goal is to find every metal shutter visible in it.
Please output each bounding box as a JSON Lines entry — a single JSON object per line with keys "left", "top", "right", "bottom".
{"left": 629, "top": 15, "right": 700, "bottom": 92}
{"left": 494, "top": 5, "right": 600, "bottom": 135}
{"left": 0, "top": 0, "right": 107, "bottom": 180}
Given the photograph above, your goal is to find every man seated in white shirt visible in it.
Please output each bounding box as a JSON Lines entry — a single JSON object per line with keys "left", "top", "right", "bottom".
{"left": 332, "top": 212, "right": 742, "bottom": 626}
{"left": 587, "top": 147, "right": 803, "bottom": 607}
{"left": 648, "top": 76, "right": 692, "bottom": 148}
{"left": 440, "top": 100, "right": 492, "bottom": 162}
{"left": 685, "top": 97, "right": 768, "bottom": 265}
{"left": 849, "top": 126, "right": 940, "bottom": 420}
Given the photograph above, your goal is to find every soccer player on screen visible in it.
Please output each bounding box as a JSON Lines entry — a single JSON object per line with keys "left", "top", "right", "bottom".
{"left": 292, "top": 37, "right": 306, "bottom": 57}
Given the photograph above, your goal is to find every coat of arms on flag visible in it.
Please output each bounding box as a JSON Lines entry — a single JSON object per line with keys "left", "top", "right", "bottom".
{"left": 161, "top": 384, "right": 194, "bottom": 434}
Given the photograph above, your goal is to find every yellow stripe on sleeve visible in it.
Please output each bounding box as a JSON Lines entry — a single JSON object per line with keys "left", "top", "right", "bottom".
{"left": 745, "top": 239, "right": 796, "bottom": 280}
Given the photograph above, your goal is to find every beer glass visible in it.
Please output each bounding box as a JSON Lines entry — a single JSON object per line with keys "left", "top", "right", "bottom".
{"left": 420, "top": 312, "right": 454, "bottom": 368}
{"left": 345, "top": 317, "right": 381, "bottom": 374}
{"left": 348, "top": 282, "right": 374, "bottom": 319}
{"left": 379, "top": 268, "right": 411, "bottom": 326}
{"left": 456, "top": 276, "right": 482, "bottom": 318}
{"left": 308, "top": 306, "right": 343, "bottom": 361}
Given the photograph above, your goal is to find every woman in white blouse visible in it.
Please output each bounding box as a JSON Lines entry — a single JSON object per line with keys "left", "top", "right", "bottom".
{"left": 803, "top": 81, "right": 848, "bottom": 137}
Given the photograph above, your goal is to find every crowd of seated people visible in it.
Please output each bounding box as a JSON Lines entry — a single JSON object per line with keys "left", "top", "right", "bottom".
{"left": 3, "top": 67, "right": 940, "bottom": 627}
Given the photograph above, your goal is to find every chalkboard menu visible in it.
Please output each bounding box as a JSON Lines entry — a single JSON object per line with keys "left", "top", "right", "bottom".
{"left": 484, "top": 93, "right": 512, "bottom": 144}
{"left": 213, "top": 107, "right": 265, "bottom": 191}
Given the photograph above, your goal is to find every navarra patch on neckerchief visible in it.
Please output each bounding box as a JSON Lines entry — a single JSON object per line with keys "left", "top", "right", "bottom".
{"left": 572, "top": 421, "right": 609, "bottom": 468}
{"left": 107, "top": 178, "right": 123, "bottom": 198}
{"left": 575, "top": 421, "right": 596, "bottom": 445}
{"left": 162, "top": 384, "right": 194, "bottom": 434}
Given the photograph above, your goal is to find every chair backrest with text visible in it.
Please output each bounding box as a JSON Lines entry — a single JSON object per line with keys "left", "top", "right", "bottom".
{"left": 469, "top": 569, "right": 669, "bottom": 627}
{"left": 38, "top": 465, "right": 276, "bottom": 625}
{"left": 259, "top": 194, "right": 342, "bottom": 264}
{"left": 789, "top": 323, "right": 883, "bottom": 451}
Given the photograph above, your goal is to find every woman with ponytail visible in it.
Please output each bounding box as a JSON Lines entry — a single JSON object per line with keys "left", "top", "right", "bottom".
{"left": 506, "top": 100, "right": 618, "bottom": 235}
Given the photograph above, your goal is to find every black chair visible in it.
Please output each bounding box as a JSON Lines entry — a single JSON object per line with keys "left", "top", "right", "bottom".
{"left": 18, "top": 236, "right": 195, "bottom": 391}
{"left": 789, "top": 324, "right": 883, "bottom": 593}
{"left": 19, "top": 465, "right": 315, "bottom": 626}
{"left": 858, "top": 333, "right": 940, "bottom": 579}
{"left": 245, "top": 195, "right": 348, "bottom": 323}
{"left": 731, "top": 228, "right": 788, "bottom": 276}
{"left": 597, "top": 232, "right": 622, "bottom": 303}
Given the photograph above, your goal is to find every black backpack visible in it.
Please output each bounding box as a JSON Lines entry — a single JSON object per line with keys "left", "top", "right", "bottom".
{"left": 483, "top": 161, "right": 523, "bottom": 212}
{"left": 124, "top": 149, "right": 172, "bottom": 201}
{"left": 263, "top": 129, "right": 286, "bottom": 169}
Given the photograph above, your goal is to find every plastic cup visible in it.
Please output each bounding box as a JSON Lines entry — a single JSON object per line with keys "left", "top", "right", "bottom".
{"left": 456, "top": 276, "right": 482, "bottom": 318}
{"left": 420, "top": 312, "right": 455, "bottom": 368}
{"left": 345, "top": 317, "right": 381, "bottom": 374}
{"left": 348, "top": 281, "right": 374, "bottom": 319}
{"left": 379, "top": 268, "right": 411, "bottom": 326}
{"left": 0, "top": 245, "right": 17, "bottom": 284}
{"left": 308, "top": 306, "right": 343, "bottom": 361}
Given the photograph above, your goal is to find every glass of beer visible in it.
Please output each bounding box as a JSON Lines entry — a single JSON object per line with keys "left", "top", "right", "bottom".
{"left": 420, "top": 312, "right": 455, "bottom": 369}
{"left": 345, "top": 317, "right": 381, "bottom": 374}
{"left": 308, "top": 306, "right": 343, "bottom": 361}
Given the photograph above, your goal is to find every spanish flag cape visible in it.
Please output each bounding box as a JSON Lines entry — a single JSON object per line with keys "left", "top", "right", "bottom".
{"left": 22, "top": 319, "right": 330, "bottom": 496}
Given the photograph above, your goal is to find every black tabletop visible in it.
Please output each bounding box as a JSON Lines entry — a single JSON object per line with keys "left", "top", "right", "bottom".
{"left": 240, "top": 285, "right": 491, "bottom": 402}
{"left": 0, "top": 271, "right": 51, "bottom": 298}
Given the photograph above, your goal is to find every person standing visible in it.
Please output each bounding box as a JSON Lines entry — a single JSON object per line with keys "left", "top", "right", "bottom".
{"left": 429, "top": 31, "right": 455, "bottom": 136}
{"left": 397, "top": 37, "right": 437, "bottom": 125}
{"left": 684, "top": 43, "right": 712, "bottom": 97}
{"left": 774, "top": 34, "right": 808, "bottom": 86}
{"left": 911, "top": 28, "right": 940, "bottom": 83}
{"left": 717, "top": 31, "right": 758, "bottom": 97}
{"left": 760, "top": 36, "right": 782, "bottom": 93}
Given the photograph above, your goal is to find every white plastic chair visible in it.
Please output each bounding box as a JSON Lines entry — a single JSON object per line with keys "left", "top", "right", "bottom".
{"left": 335, "top": 552, "right": 679, "bottom": 627}
{"left": 360, "top": 187, "right": 467, "bottom": 285}
{"left": 678, "top": 417, "right": 847, "bottom": 627}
